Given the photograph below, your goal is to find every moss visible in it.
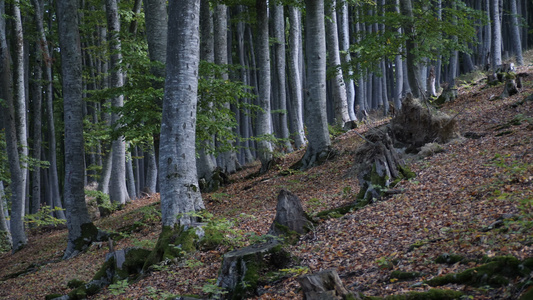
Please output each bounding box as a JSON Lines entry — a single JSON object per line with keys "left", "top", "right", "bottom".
{"left": 271, "top": 222, "right": 300, "bottom": 245}
{"left": 44, "top": 294, "right": 63, "bottom": 300}
{"left": 362, "top": 289, "right": 463, "bottom": 300}
{"left": 67, "top": 278, "right": 85, "bottom": 289}
{"left": 143, "top": 225, "right": 198, "bottom": 271}
{"left": 67, "top": 285, "right": 87, "bottom": 300}
{"left": 435, "top": 253, "right": 464, "bottom": 264}
{"left": 390, "top": 270, "right": 423, "bottom": 280}
{"left": 426, "top": 256, "right": 524, "bottom": 288}
{"left": 116, "top": 248, "right": 151, "bottom": 279}
{"left": 93, "top": 256, "right": 115, "bottom": 281}
{"left": 519, "top": 286, "right": 533, "bottom": 300}
{"left": 86, "top": 283, "right": 101, "bottom": 296}
{"left": 315, "top": 200, "right": 369, "bottom": 219}
{"left": 398, "top": 165, "right": 416, "bottom": 180}
{"left": 73, "top": 222, "right": 99, "bottom": 252}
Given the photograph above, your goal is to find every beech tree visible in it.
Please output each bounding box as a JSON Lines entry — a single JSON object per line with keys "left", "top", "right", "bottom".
{"left": 57, "top": 0, "right": 101, "bottom": 259}
{"left": 297, "top": 0, "right": 332, "bottom": 170}
{"left": 158, "top": 0, "right": 204, "bottom": 227}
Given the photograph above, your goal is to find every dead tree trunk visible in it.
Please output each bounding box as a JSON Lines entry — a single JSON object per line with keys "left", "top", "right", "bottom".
{"left": 297, "top": 269, "right": 359, "bottom": 300}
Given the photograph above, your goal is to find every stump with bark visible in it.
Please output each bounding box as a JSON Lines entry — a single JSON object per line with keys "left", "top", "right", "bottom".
{"left": 390, "top": 93, "right": 460, "bottom": 153}
{"left": 297, "top": 269, "right": 359, "bottom": 300}
{"left": 217, "top": 240, "right": 290, "bottom": 299}
{"left": 267, "top": 189, "right": 311, "bottom": 242}
{"left": 351, "top": 128, "right": 414, "bottom": 202}
{"left": 500, "top": 78, "right": 519, "bottom": 99}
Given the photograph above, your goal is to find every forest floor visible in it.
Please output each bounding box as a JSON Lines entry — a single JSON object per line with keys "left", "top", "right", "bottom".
{"left": 1, "top": 62, "right": 533, "bottom": 299}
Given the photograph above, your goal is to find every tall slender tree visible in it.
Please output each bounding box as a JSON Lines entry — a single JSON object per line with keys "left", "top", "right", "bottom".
{"left": 298, "top": 0, "right": 332, "bottom": 170}
{"left": 57, "top": 0, "right": 101, "bottom": 259}
{"left": 159, "top": 0, "right": 204, "bottom": 227}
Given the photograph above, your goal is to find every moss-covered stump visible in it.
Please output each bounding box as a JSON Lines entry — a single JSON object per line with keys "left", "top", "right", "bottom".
{"left": 143, "top": 225, "right": 200, "bottom": 271}
{"left": 65, "top": 247, "right": 151, "bottom": 299}
{"left": 267, "top": 190, "right": 311, "bottom": 244}
{"left": 425, "top": 256, "right": 531, "bottom": 288}
{"left": 390, "top": 93, "right": 460, "bottom": 153}
{"left": 351, "top": 129, "right": 414, "bottom": 202}
{"left": 297, "top": 269, "right": 357, "bottom": 300}
{"left": 217, "top": 240, "right": 290, "bottom": 299}
{"left": 361, "top": 289, "right": 463, "bottom": 300}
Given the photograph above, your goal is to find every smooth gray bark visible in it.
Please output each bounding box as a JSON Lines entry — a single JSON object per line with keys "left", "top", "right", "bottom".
{"left": 0, "top": 181, "right": 12, "bottom": 249}
{"left": 337, "top": 0, "right": 356, "bottom": 121}
{"left": 30, "top": 40, "right": 43, "bottom": 214}
{"left": 159, "top": 0, "right": 204, "bottom": 227}
{"left": 325, "top": 0, "right": 349, "bottom": 125}
{"left": 400, "top": 0, "right": 422, "bottom": 98}
{"left": 106, "top": 0, "right": 130, "bottom": 205}
{"left": 215, "top": 4, "right": 239, "bottom": 174}
{"left": 491, "top": 0, "right": 502, "bottom": 68}
{"left": 57, "top": 0, "right": 98, "bottom": 259}
{"left": 287, "top": 6, "right": 307, "bottom": 149}
{"left": 272, "top": 4, "right": 293, "bottom": 152}
{"left": 255, "top": 0, "right": 273, "bottom": 173}
{"left": 299, "top": 0, "right": 332, "bottom": 169}
{"left": 509, "top": 0, "right": 523, "bottom": 66}
{"left": 0, "top": 0, "right": 27, "bottom": 252}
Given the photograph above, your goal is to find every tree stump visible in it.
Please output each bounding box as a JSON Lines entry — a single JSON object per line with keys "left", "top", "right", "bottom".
{"left": 390, "top": 93, "right": 460, "bottom": 153}
{"left": 500, "top": 78, "right": 518, "bottom": 99}
{"left": 297, "top": 269, "right": 358, "bottom": 300}
{"left": 351, "top": 129, "right": 413, "bottom": 201}
{"left": 217, "top": 240, "right": 290, "bottom": 299}
{"left": 267, "top": 190, "right": 311, "bottom": 239}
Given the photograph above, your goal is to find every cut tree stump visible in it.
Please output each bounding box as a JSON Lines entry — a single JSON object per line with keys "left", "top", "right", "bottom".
{"left": 500, "top": 78, "right": 519, "bottom": 99}
{"left": 217, "top": 240, "right": 290, "bottom": 299}
{"left": 297, "top": 269, "right": 359, "bottom": 300}
{"left": 267, "top": 189, "right": 311, "bottom": 239}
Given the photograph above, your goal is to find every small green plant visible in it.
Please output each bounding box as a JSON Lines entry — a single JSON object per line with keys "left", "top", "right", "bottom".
{"left": 198, "top": 279, "right": 228, "bottom": 298}
{"left": 145, "top": 286, "right": 177, "bottom": 299}
{"left": 132, "top": 238, "right": 156, "bottom": 249}
{"left": 108, "top": 279, "right": 129, "bottom": 296}
{"left": 24, "top": 205, "right": 66, "bottom": 227}
{"left": 184, "top": 257, "right": 204, "bottom": 269}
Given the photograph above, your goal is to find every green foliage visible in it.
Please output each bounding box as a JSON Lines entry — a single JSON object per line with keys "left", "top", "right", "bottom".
{"left": 24, "top": 205, "right": 66, "bottom": 227}
{"left": 0, "top": 131, "right": 10, "bottom": 184}
{"left": 108, "top": 279, "right": 129, "bottom": 296}
{"left": 145, "top": 286, "right": 177, "bottom": 299}
{"left": 198, "top": 278, "right": 228, "bottom": 298}
{"left": 348, "top": 1, "right": 486, "bottom": 77}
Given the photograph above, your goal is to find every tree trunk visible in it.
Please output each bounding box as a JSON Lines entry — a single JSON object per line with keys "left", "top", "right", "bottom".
{"left": 255, "top": 0, "right": 274, "bottom": 173}
{"left": 298, "top": 0, "right": 333, "bottom": 170}
{"left": 272, "top": 4, "right": 293, "bottom": 152}
{"left": 57, "top": 0, "right": 100, "bottom": 259}
{"left": 287, "top": 6, "right": 307, "bottom": 149}
{"left": 325, "top": 0, "right": 350, "bottom": 126}
{"left": 0, "top": 0, "right": 27, "bottom": 252}
{"left": 0, "top": 181, "right": 12, "bottom": 250}
{"left": 338, "top": 0, "right": 356, "bottom": 121}
{"left": 400, "top": 0, "right": 422, "bottom": 98}
{"left": 491, "top": 0, "right": 502, "bottom": 68}
{"left": 159, "top": 0, "right": 204, "bottom": 227}
{"left": 30, "top": 41, "right": 43, "bottom": 215}
{"left": 106, "top": 0, "right": 130, "bottom": 205}
{"left": 509, "top": 0, "right": 523, "bottom": 66}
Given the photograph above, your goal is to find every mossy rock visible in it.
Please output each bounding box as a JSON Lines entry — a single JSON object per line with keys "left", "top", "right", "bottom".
{"left": 67, "top": 278, "right": 85, "bottom": 289}
{"left": 362, "top": 289, "right": 463, "bottom": 300}
{"left": 426, "top": 256, "right": 528, "bottom": 288}
{"left": 116, "top": 248, "right": 151, "bottom": 279}
{"left": 44, "top": 294, "right": 64, "bottom": 300}
{"left": 143, "top": 225, "right": 198, "bottom": 271}
{"left": 67, "top": 285, "right": 87, "bottom": 300}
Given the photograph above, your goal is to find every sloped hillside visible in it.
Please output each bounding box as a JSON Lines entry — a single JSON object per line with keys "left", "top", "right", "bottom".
{"left": 0, "top": 64, "right": 532, "bottom": 299}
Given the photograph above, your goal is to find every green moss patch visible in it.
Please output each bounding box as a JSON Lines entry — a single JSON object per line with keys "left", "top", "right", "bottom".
{"left": 390, "top": 270, "right": 423, "bottom": 281}
{"left": 143, "top": 225, "right": 198, "bottom": 271}
{"left": 426, "top": 256, "right": 530, "bottom": 288}
{"left": 362, "top": 289, "right": 463, "bottom": 300}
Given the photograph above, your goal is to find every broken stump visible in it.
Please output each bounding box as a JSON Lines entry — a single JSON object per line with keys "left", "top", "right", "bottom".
{"left": 267, "top": 190, "right": 311, "bottom": 240}
{"left": 297, "top": 269, "right": 358, "bottom": 300}
{"left": 217, "top": 240, "right": 290, "bottom": 299}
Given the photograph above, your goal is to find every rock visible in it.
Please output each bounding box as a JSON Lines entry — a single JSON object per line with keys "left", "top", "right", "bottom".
{"left": 217, "top": 240, "right": 290, "bottom": 299}
{"left": 297, "top": 269, "right": 358, "bottom": 300}
{"left": 418, "top": 143, "right": 445, "bottom": 158}
{"left": 268, "top": 190, "right": 311, "bottom": 237}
